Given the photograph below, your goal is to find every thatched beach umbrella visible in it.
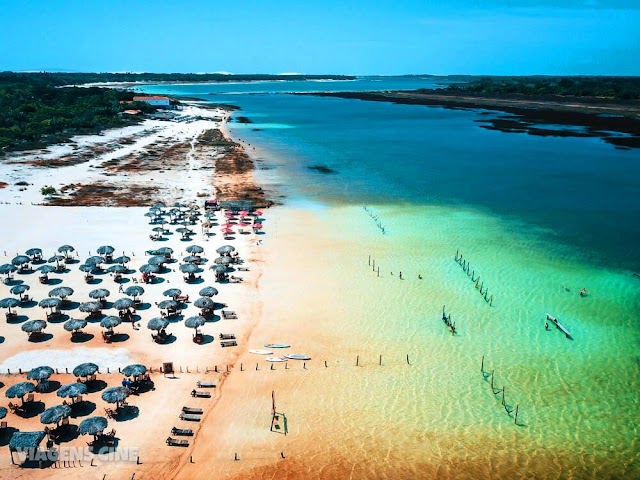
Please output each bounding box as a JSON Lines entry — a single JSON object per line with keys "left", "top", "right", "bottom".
{"left": 122, "top": 364, "right": 146, "bottom": 377}
{"left": 163, "top": 288, "right": 182, "bottom": 298}
{"left": 216, "top": 245, "right": 235, "bottom": 255}
{"left": 210, "top": 264, "right": 227, "bottom": 274}
{"left": 89, "top": 288, "right": 110, "bottom": 301}
{"left": 10, "top": 284, "right": 30, "bottom": 301}
{"left": 113, "top": 298, "right": 134, "bottom": 310}
{"left": 0, "top": 407, "right": 7, "bottom": 420}
{"left": 183, "top": 255, "right": 202, "bottom": 264}
{"left": 22, "top": 319, "right": 47, "bottom": 335}
{"left": 12, "top": 255, "right": 30, "bottom": 267}
{"left": 185, "top": 316, "right": 205, "bottom": 334}
{"left": 156, "top": 246, "right": 173, "bottom": 256}
{"left": 27, "top": 366, "right": 54, "bottom": 382}
{"left": 38, "top": 265, "right": 56, "bottom": 274}
{"left": 124, "top": 285, "right": 145, "bottom": 298}
{"left": 85, "top": 256, "right": 106, "bottom": 266}
{"left": 64, "top": 318, "right": 87, "bottom": 333}
{"left": 186, "top": 245, "right": 204, "bottom": 254}
{"left": 73, "top": 363, "right": 98, "bottom": 378}
{"left": 96, "top": 246, "right": 115, "bottom": 256}
{"left": 214, "top": 256, "right": 232, "bottom": 266}
{"left": 40, "top": 404, "right": 72, "bottom": 426}
{"left": 147, "top": 255, "right": 167, "bottom": 267}
{"left": 49, "top": 254, "right": 65, "bottom": 264}
{"left": 158, "top": 299, "right": 178, "bottom": 310}
{"left": 101, "top": 386, "right": 129, "bottom": 407}
{"left": 6, "top": 381, "right": 36, "bottom": 403}
{"left": 57, "top": 382, "right": 87, "bottom": 400}
{"left": 25, "top": 247, "right": 42, "bottom": 256}
{"left": 100, "top": 316, "right": 121, "bottom": 330}
{"left": 39, "top": 297, "right": 61, "bottom": 312}
{"left": 199, "top": 286, "right": 218, "bottom": 297}
{"left": 79, "top": 416, "right": 108, "bottom": 439}
{"left": 139, "top": 264, "right": 159, "bottom": 274}
{"left": 79, "top": 264, "right": 93, "bottom": 273}
{"left": 194, "top": 297, "right": 214, "bottom": 309}
{"left": 180, "top": 263, "right": 200, "bottom": 274}
{"left": 0, "top": 263, "right": 17, "bottom": 277}
{"left": 58, "top": 245, "right": 75, "bottom": 254}
{"left": 0, "top": 297, "right": 20, "bottom": 314}
{"left": 9, "top": 431, "right": 46, "bottom": 457}
{"left": 147, "top": 317, "right": 169, "bottom": 331}
{"left": 107, "top": 264, "right": 127, "bottom": 274}
{"left": 79, "top": 301, "right": 102, "bottom": 313}
{"left": 114, "top": 255, "right": 131, "bottom": 265}
{"left": 49, "top": 286, "right": 74, "bottom": 299}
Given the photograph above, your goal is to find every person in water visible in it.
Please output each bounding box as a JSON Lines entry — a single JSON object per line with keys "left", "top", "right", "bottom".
{"left": 580, "top": 288, "right": 587, "bottom": 297}
{"left": 545, "top": 322, "right": 549, "bottom": 330}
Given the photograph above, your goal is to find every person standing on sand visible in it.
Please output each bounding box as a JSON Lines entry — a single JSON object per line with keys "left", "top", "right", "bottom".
{"left": 399, "top": 271, "right": 403, "bottom": 280}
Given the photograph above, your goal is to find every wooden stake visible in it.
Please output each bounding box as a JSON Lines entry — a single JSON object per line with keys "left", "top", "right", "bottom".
{"left": 379, "top": 355, "right": 382, "bottom": 366}
{"left": 481, "top": 355, "right": 484, "bottom": 373}
{"left": 356, "top": 355, "right": 359, "bottom": 366}
{"left": 514, "top": 404, "right": 519, "bottom": 424}
{"left": 406, "top": 354, "right": 410, "bottom": 365}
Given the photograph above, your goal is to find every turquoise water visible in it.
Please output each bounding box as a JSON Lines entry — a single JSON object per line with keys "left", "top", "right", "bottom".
{"left": 140, "top": 79, "right": 640, "bottom": 477}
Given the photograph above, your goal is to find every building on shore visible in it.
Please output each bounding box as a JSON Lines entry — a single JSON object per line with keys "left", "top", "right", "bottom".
{"left": 132, "top": 95, "right": 171, "bottom": 107}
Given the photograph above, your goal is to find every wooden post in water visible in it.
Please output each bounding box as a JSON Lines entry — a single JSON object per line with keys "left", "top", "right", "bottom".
{"left": 475, "top": 276, "right": 480, "bottom": 288}
{"left": 406, "top": 354, "right": 410, "bottom": 365}
{"left": 356, "top": 355, "right": 359, "bottom": 366}
{"left": 490, "top": 295, "right": 494, "bottom": 306}
{"left": 481, "top": 355, "right": 484, "bottom": 373}
{"left": 379, "top": 355, "right": 382, "bottom": 366}
{"left": 372, "top": 259, "right": 375, "bottom": 270}
{"left": 491, "top": 370, "right": 495, "bottom": 391}
{"left": 514, "top": 404, "right": 520, "bottom": 424}
{"left": 368, "top": 255, "right": 371, "bottom": 266}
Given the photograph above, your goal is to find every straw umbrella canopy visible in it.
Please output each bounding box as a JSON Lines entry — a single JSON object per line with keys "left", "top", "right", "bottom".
{"left": 96, "top": 246, "right": 115, "bottom": 256}
{"left": 27, "top": 366, "right": 54, "bottom": 382}
{"left": 113, "top": 298, "right": 134, "bottom": 310}
{"left": 199, "top": 286, "right": 218, "bottom": 297}
{"left": 107, "top": 264, "right": 127, "bottom": 274}
{"left": 79, "top": 264, "right": 93, "bottom": 273}
{"left": 216, "top": 245, "right": 235, "bottom": 255}
{"left": 78, "top": 416, "right": 108, "bottom": 439}
{"left": 114, "top": 255, "right": 131, "bottom": 265}
{"left": 22, "top": 319, "right": 47, "bottom": 334}
{"left": 185, "top": 315, "right": 205, "bottom": 331}
{"left": 0, "top": 407, "right": 7, "bottom": 419}
{"left": 156, "top": 247, "right": 173, "bottom": 256}
{"left": 40, "top": 404, "right": 72, "bottom": 426}
{"left": 147, "top": 317, "right": 169, "bottom": 331}
{"left": 122, "top": 364, "right": 146, "bottom": 378}
{"left": 147, "top": 255, "right": 167, "bottom": 267}
{"left": 57, "top": 382, "right": 87, "bottom": 400}
{"left": 6, "top": 382, "right": 36, "bottom": 403}
{"left": 49, "top": 254, "right": 65, "bottom": 265}
{"left": 73, "top": 363, "right": 98, "bottom": 378}
{"left": 124, "top": 285, "right": 145, "bottom": 298}
{"left": 64, "top": 318, "right": 87, "bottom": 332}
{"left": 89, "top": 288, "right": 110, "bottom": 301}
{"left": 79, "top": 301, "right": 102, "bottom": 313}
{"left": 85, "top": 256, "right": 106, "bottom": 266}
{"left": 214, "top": 256, "right": 232, "bottom": 266}
{"left": 0, "top": 263, "right": 17, "bottom": 275}
{"left": 58, "top": 245, "right": 75, "bottom": 254}
{"left": 180, "top": 263, "right": 200, "bottom": 274}
{"left": 100, "top": 316, "right": 121, "bottom": 330}
{"left": 38, "top": 265, "right": 57, "bottom": 274}
{"left": 163, "top": 288, "right": 182, "bottom": 298}
{"left": 101, "top": 386, "right": 129, "bottom": 407}
{"left": 152, "top": 226, "right": 165, "bottom": 234}
{"left": 49, "top": 286, "right": 74, "bottom": 299}
{"left": 210, "top": 264, "right": 227, "bottom": 274}
{"left": 10, "top": 284, "right": 30, "bottom": 295}
{"left": 183, "top": 255, "right": 202, "bottom": 264}
{"left": 158, "top": 299, "right": 178, "bottom": 310}
{"left": 39, "top": 297, "right": 61, "bottom": 310}
{"left": 194, "top": 297, "right": 214, "bottom": 309}
{"left": 0, "top": 297, "right": 20, "bottom": 314}
{"left": 139, "top": 264, "right": 159, "bottom": 274}
{"left": 25, "top": 247, "right": 42, "bottom": 257}
{"left": 12, "top": 255, "right": 30, "bottom": 267}
{"left": 186, "top": 245, "right": 204, "bottom": 254}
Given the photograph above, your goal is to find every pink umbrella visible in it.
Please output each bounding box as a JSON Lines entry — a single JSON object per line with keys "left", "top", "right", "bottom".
{"left": 239, "top": 210, "right": 248, "bottom": 217}
{"left": 253, "top": 223, "right": 263, "bottom": 229}
{"left": 252, "top": 210, "right": 263, "bottom": 216}
{"left": 221, "top": 227, "right": 234, "bottom": 233}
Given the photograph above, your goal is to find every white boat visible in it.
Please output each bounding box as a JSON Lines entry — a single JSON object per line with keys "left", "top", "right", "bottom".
{"left": 284, "top": 353, "right": 311, "bottom": 360}
{"left": 265, "top": 357, "right": 288, "bottom": 362}
{"left": 546, "top": 313, "right": 573, "bottom": 339}
{"left": 249, "top": 349, "right": 273, "bottom": 355}
{"left": 264, "top": 343, "right": 290, "bottom": 348}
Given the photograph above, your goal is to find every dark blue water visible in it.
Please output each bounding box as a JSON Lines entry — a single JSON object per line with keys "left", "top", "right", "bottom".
{"left": 141, "top": 79, "right": 640, "bottom": 271}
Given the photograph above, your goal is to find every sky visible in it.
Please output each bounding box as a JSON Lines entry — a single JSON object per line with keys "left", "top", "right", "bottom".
{"left": 1, "top": 0, "right": 639, "bottom": 75}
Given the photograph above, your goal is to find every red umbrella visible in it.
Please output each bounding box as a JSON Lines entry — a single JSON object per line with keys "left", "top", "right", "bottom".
{"left": 221, "top": 227, "right": 234, "bottom": 233}
{"left": 252, "top": 210, "right": 263, "bottom": 216}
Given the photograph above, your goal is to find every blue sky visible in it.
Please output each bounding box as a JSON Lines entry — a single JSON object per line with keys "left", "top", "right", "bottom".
{"left": 1, "top": 0, "right": 639, "bottom": 75}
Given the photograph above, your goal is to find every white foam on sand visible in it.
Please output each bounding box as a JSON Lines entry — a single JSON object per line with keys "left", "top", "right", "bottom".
{"left": 0, "top": 347, "right": 132, "bottom": 371}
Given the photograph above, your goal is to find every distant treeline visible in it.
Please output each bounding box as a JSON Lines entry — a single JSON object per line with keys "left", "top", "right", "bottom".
{"left": 442, "top": 76, "right": 640, "bottom": 100}
{"left": 0, "top": 73, "right": 153, "bottom": 153}
{"left": 0, "top": 71, "right": 355, "bottom": 87}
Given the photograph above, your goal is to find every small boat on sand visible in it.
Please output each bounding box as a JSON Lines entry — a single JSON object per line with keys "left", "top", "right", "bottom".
{"left": 265, "top": 357, "right": 288, "bottom": 362}
{"left": 264, "top": 343, "right": 290, "bottom": 348}
{"left": 249, "top": 349, "right": 273, "bottom": 355}
{"left": 284, "top": 353, "right": 311, "bottom": 360}
{"left": 546, "top": 313, "right": 573, "bottom": 339}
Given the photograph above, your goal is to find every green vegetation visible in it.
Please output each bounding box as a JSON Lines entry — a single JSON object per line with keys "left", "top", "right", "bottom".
{"left": 0, "top": 72, "right": 157, "bottom": 153}
{"left": 442, "top": 76, "right": 640, "bottom": 100}
{"left": 40, "top": 186, "right": 57, "bottom": 196}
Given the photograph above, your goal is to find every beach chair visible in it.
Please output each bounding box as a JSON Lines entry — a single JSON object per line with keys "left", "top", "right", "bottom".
{"left": 237, "top": 267, "right": 250, "bottom": 271}
{"left": 25, "top": 393, "right": 34, "bottom": 403}
{"left": 221, "top": 310, "right": 237, "bottom": 319}
{"left": 171, "top": 427, "right": 193, "bottom": 436}
{"left": 75, "top": 395, "right": 83, "bottom": 403}
{"left": 88, "top": 374, "right": 97, "bottom": 382}
{"left": 107, "top": 429, "right": 116, "bottom": 437}
{"left": 0, "top": 421, "right": 7, "bottom": 429}
{"left": 219, "top": 333, "right": 236, "bottom": 340}
{"left": 61, "top": 417, "right": 69, "bottom": 426}
{"left": 8, "top": 402, "right": 19, "bottom": 413}
{"left": 179, "top": 413, "right": 201, "bottom": 421}
{"left": 196, "top": 381, "right": 216, "bottom": 388}
{"left": 105, "top": 408, "right": 116, "bottom": 418}
{"left": 191, "top": 390, "right": 211, "bottom": 398}
{"left": 176, "top": 294, "right": 189, "bottom": 303}
{"left": 221, "top": 340, "right": 237, "bottom": 347}
{"left": 182, "top": 406, "right": 203, "bottom": 415}
{"left": 166, "top": 437, "right": 189, "bottom": 447}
